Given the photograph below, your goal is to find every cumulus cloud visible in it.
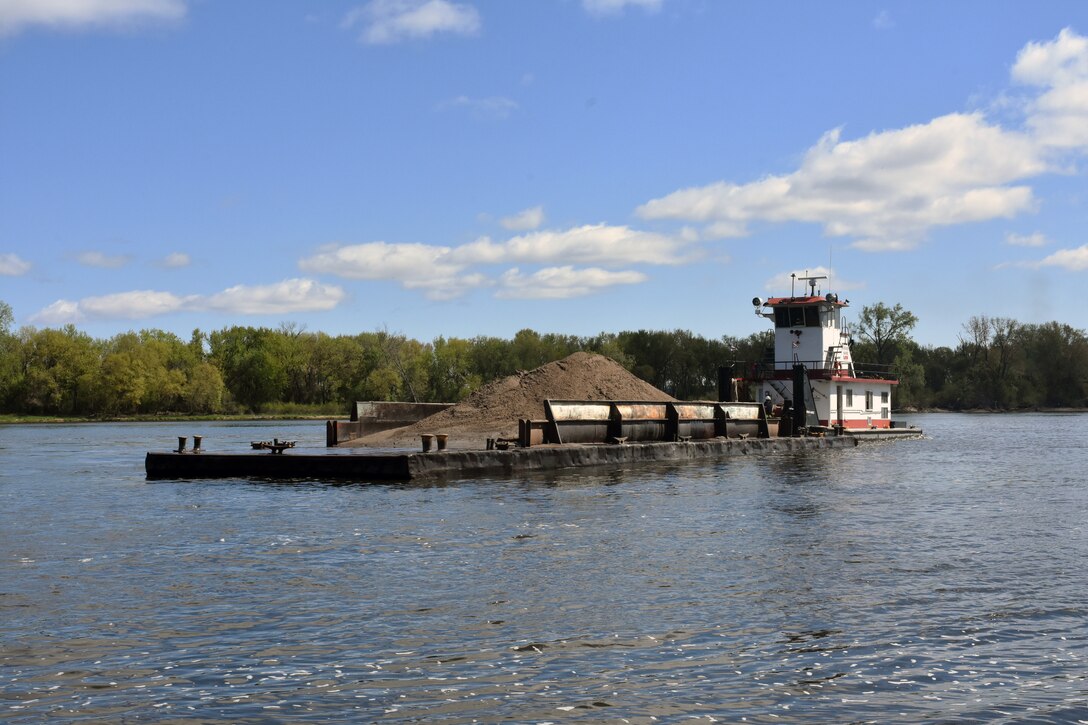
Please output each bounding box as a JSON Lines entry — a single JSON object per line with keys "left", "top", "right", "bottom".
{"left": 582, "top": 0, "right": 662, "bottom": 16}
{"left": 451, "top": 224, "right": 693, "bottom": 267}
{"left": 0, "top": 252, "right": 31, "bottom": 276}
{"left": 0, "top": 0, "right": 186, "bottom": 35}
{"left": 1032, "top": 244, "right": 1088, "bottom": 271}
{"left": 83, "top": 290, "right": 187, "bottom": 319}
{"left": 202, "top": 278, "right": 346, "bottom": 314}
{"left": 29, "top": 299, "right": 84, "bottom": 325}
{"left": 635, "top": 29, "right": 1088, "bottom": 252}
{"left": 77, "top": 251, "right": 131, "bottom": 269}
{"left": 342, "top": 0, "right": 479, "bottom": 44}
{"left": 30, "top": 291, "right": 183, "bottom": 324}
{"left": 496, "top": 266, "right": 647, "bottom": 299}
{"left": 28, "top": 278, "right": 346, "bottom": 324}
{"left": 763, "top": 266, "right": 864, "bottom": 296}
{"left": 500, "top": 206, "right": 545, "bottom": 231}
{"left": 298, "top": 241, "right": 485, "bottom": 300}
{"left": 1014, "top": 28, "right": 1088, "bottom": 150}
{"left": 638, "top": 113, "right": 1043, "bottom": 251}
{"left": 300, "top": 241, "right": 459, "bottom": 282}
{"left": 1006, "top": 231, "right": 1048, "bottom": 247}
{"left": 299, "top": 224, "right": 687, "bottom": 300}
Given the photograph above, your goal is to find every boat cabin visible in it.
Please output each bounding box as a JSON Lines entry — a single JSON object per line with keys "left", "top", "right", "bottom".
{"left": 751, "top": 274, "right": 897, "bottom": 430}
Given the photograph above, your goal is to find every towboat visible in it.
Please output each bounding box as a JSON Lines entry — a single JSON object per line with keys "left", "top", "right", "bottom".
{"left": 746, "top": 274, "right": 905, "bottom": 434}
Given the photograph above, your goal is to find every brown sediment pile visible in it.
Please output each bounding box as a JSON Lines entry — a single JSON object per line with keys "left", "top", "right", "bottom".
{"left": 350, "top": 351, "right": 674, "bottom": 449}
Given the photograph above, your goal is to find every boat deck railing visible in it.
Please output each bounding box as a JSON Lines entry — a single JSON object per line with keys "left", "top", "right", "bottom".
{"left": 748, "top": 360, "right": 898, "bottom": 381}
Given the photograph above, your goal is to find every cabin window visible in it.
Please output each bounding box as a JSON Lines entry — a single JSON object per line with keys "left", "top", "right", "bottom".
{"left": 805, "top": 306, "right": 821, "bottom": 327}
{"left": 865, "top": 391, "right": 874, "bottom": 411}
{"left": 790, "top": 307, "right": 806, "bottom": 327}
{"left": 774, "top": 308, "right": 790, "bottom": 328}
{"left": 881, "top": 407, "right": 889, "bottom": 419}
{"left": 881, "top": 391, "right": 889, "bottom": 404}
{"left": 846, "top": 390, "right": 853, "bottom": 407}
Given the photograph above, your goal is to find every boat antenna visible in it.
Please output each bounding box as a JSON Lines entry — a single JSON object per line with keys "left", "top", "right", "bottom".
{"left": 828, "top": 245, "right": 832, "bottom": 292}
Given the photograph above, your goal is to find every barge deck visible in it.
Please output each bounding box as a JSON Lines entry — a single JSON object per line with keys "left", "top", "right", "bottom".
{"left": 146, "top": 435, "right": 860, "bottom": 483}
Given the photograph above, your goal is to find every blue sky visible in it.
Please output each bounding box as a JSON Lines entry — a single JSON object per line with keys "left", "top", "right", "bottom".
{"left": 3, "top": 1, "right": 1088, "bottom": 348}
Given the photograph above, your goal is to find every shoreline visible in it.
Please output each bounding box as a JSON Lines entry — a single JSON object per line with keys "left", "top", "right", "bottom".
{"left": 0, "top": 414, "right": 336, "bottom": 425}
{"left": 4, "top": 406, "right": 1088, "bottom": 427}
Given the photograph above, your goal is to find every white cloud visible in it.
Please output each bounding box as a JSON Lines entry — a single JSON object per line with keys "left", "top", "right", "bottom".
{"left": 29, "top": 299, "right": 84, "bottom": 325}
{"left": 161, "top": 252, "right": 191, "bottom": 268}
{"left": 763, "top": 266, "right": 864, "bottom": 296}
{"left": 28, "top": 278, "right": 346, "bottom": 324}
{"left": 437, "top": 95, "right": 518, "bottom": 120}
{"left": 638, "top": 113, "right": 1043, "bottom": 251}
{"left": 300, "top": 241, "right": 460, "bottom": 282}
{"left": 452, "top": 224, "right": 694, "bottom": 266}
{"left": 872, "top": 10, "right": 893, "bottom": 30}
{"left": 342, "top": 0, "right": 479, "bottom": 44}
{"left": 1012, "top": 27, "right": 1088, "bottom": 88}
{"left": 202, "top": 279, "right": 346, "bottom": 314}
{"left": 0, "top": 0, "right": 186, "bottom": 35}
{"left": 77, "top": 251, "right": 131, "bottom": 268}
{"left": 635, "top": 30, "right": 1088, "bottom": 252}
{"left": 0, "top": 252, "right": 31, "bottom": 276}
{"left": 496, "top": 266, "right": 647, "bottom": 299}
{"left": 1006, "top": 231, "right": 1048, "bottom": 247}
{"left": 500, "top": 206, "right": 545, "bottom": 231}
{"left": 582, "top": 0, "right": 662, "bottom": 16}
{"left": 298, "top": 240, "right": 487, "bottom": 300}
{"left": 1034, "top": 244, "right": 1088, "bottom": 271}
{"left": 30, "top": 291, "right": 184, "bottom": 325}
{"left": 298, "top": 224, "right": 688, "bottom": 300}
{"left": 82, "top": 290, "right": 187, "bottom": 318}
{"left": 1014, "top": 28, "right": 1088, "bottom": 150}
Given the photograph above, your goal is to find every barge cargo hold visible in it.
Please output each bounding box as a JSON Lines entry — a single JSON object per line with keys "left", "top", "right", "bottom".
{"left": 145, "top": 435, "right": 859, "bottom": 483}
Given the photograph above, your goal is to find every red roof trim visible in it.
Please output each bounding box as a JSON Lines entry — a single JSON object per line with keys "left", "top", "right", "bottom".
{"left": 764, "top": 296, "right": 846, "bottom": 306}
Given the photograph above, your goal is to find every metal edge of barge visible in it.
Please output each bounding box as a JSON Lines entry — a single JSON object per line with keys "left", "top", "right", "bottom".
{"left": 145, "top": 435, "right": 860, "bottom": 483}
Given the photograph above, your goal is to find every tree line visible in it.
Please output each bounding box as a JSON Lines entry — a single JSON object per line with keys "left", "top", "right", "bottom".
{"left": 1, "top": 299, "right": 1086, "bottom": 416}
{"left": 858, "top": 303, "right": 1088, "bottom": 410}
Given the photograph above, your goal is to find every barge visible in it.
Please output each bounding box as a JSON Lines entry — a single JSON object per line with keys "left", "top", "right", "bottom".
{"left": 145, "top": 434, "right": 859, "bottom": 482}
{"left": 144, "top": 273, "right": 921, "bottom": 483}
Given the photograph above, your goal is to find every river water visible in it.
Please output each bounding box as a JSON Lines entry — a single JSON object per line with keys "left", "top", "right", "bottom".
{"left": 1, "top": 414, "right": 1086, "bottom": 723}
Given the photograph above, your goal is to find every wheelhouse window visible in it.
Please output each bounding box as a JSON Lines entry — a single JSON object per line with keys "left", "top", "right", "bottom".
{"left": 774, "top": 305, "right": 823, "bottom": 327}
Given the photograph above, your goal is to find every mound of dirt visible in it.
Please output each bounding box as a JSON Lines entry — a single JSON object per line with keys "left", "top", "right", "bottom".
{"left": 350, "top": 351, "right": 673, "bottom": 449}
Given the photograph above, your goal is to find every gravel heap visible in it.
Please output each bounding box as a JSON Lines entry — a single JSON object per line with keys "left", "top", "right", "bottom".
{"left": 350, "top": 351, "right": 673, "bottom": 449}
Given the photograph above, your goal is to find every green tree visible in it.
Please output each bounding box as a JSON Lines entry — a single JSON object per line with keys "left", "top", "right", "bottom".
{"left": 17, "top": 325, "right": 100, "bottom": 414}
{"left": 470, "top": 336, "right": 517, "bottom": 382}
{"left": 0, "top": 301, "right": 18, "bottom": 408}
{"left": 890, "top": 341, "right": 926, "bottom": 410}
{"left": 428, "top": 336, "right": 481, "bottom": 402}
{"left": 183, "top": 361, "right": 225, "bottom": 413}
{"left": 1019, "top": 322, "right": 1088, "bottom": 408}
{"left": 855, "top": 302, "right": 919, "bottom": 366}
{"left": 208, "top": 327, "right": 287, "bottom": 413}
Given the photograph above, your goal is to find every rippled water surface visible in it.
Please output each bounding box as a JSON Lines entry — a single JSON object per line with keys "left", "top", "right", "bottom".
{"left": 2, "top": 414, "right": 1087, "bottom": 722}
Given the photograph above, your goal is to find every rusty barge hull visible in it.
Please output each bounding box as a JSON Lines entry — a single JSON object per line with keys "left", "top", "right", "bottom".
{"left": 145, "top": 436, "right": 859, "bottom": 483}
